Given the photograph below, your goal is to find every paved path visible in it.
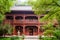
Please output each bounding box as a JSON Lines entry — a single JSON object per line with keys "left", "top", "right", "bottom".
{"left": 24, "top": 36, "right": 39, "bottom": 40}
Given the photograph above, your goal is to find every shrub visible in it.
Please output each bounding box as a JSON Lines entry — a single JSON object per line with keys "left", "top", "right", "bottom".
{"left": 53, "top": 30, "right": 60, "bottom": 40}
{"left": 11, "top": 36, "right": 23, "bottom": 40}
{"left": 0, "top": 37, "right": 11, "bottom": 40}
{"left": 39, "top": 36, "right": 57, "bottom": 40}
{"left": 0, "top": 24, "right": 13, "bottom": 36}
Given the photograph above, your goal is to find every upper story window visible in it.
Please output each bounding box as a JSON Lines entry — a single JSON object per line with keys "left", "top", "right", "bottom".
{"left": 15, "top": 16, "right": 23, "bottom": 20}
{"left": 6, "top": 16, "right": 13, "bottom": 20}
{"left": 25, "top": 16, "right": 38, "bottom": 20}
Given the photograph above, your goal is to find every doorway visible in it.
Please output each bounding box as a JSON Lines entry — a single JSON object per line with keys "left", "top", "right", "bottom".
{"left": 15, "top": 26, "right": 23, "bottom": 35}
{"left": 25, "top": 26, "right": 38, "bottom": 36}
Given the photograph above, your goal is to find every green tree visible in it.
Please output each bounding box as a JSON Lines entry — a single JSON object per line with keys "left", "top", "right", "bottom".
{"left": 28, "top": 0, "right": 60, "bottom": 26}
{"left": 28, "top": 0, "right": 60, "bottom": 31}
{"left": 0, "top": 24, "right": 13, "bottom": 36}
{"left": 28, "top": 0, "right": 60, "bottom": 40}
{"left": 0, "top": 0, "right": 15, "bottom": 23}
{"left": 0, "top": 0, "right": 15, "bottom": 36}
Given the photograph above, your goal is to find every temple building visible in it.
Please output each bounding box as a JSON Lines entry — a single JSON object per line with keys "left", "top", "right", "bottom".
{"left": 3, "top": 5, "right": 57, "bottom": 36}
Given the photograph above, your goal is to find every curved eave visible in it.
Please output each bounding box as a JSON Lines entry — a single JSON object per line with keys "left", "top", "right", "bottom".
{"left": 6, "top": 6, "right": 34, "bottom": 14}
{"left": 10, "top": 6, "right": 33, "bottom": 11}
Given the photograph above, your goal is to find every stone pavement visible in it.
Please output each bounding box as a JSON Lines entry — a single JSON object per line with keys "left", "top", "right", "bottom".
{"left": 24, "top": 36, "right": 39, "bottom": 40}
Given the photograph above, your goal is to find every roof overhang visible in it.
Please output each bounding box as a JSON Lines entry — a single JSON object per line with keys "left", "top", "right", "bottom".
{"left": 10, "top": 5, "right": 33, "bottom": 11}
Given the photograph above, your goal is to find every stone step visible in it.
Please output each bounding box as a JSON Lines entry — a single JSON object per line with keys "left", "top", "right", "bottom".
{"left": 24, "top": 38, "right": 39, "bottom": 40}
{"left": 24, "top": 36, "right": 39, "bottom": 40}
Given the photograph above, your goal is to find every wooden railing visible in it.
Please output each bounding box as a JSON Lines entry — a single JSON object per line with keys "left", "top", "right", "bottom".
{"left": 4, "top": 20, "right": 13, "bottom": 24}
{"left": 4, "top": 19, "right": 39, "bottom": 24}
{"left": 14, "top": 20, "right": 24, "bottom": 23}
{"left": 25, "top": 20, "right": 38, "bottom": 23}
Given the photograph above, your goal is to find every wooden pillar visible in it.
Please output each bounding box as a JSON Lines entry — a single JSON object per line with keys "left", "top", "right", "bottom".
{"left": 23, "top": 14, "right": 25, "bottom": 35}
{"left": 38, "top": 25, "right": 40, "bottom": 35}
{"left": 13, "top": 15, "right": 15, "bottom": 23}
{"left": 13, "top": 25, "right": 16, "bottom": 35}
{"left": 38, "top": 15, "right": 40, "bottom": 25}
{"left": 23, "top": 26, "right": 25, "bottom": 35}
{"left": 12, "top": 15, "right": 16, "bottom": 35}
{"left": 38, "top": 15, "right": 40, "bottom": 35}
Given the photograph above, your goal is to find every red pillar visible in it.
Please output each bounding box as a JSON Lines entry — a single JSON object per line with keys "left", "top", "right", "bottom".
{"left": 13, "top": 15, "right": 16, "bottom": 35}
{"left": 13, "top": 15, "right": 15, "bottom": 23}
{"left": 23, "top": 15, "right": 25, "bottom": 35}
{"left": 38, "top": 25, "right": 40, "bottom": 35}
{"left": 38, "top": 15, "right": 40, "bottom": 35}
{"left": 23, "top": 26, "right": 25, "bottom": 35}
{"left": 13, "top": 25, "right": 16, "bottom": 35}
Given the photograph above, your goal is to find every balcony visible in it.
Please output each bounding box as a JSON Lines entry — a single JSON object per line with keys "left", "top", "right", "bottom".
{"left": 13, "top": 19, "right": 38, "bottom": 24}
{"left": 25, "top": 16, "right": 38, "bottom": 23}
{"left": 4, "top": 20, "right": 13, "bottom": 24}
{"left": 14, "top": 20, "right": 24, "bottom": 23}
{"left": 14, "top": 16, "right": 24, "bottom": 23}
{"left": 5, "top": 16, "right": 13, "bottom": 24}
{"left": 5, "top": 16, "right": 39, "bottom": 24}
{"left": 25, "top": 19, "right": 38, "bottom": 23}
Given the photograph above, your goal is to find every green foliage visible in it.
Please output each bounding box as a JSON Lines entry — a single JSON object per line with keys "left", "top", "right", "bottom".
{"left": 0, "top": 0, "right": 15, "bottom": 36}
{"left": 4, "top": 24, "right": 13, "bottom": 34}
{"left": 0, "top": 37, "right": 11, "bottom": 40}
{"left": 40, "top": 23, "right": 55, "bottom": 32}
{"left": 0, "top": 0, "right": 15, "bottom": 14}
{"left": 11, "top": 36, "right": 19, "bottom": 40}
{"left": 53, "top": 30, "right": 60, "bottom": 40}
{"left": 43, "top": 23, "right": 55, "bottom": 30}
{"left": 11, "top": 36, "right": 23, "bottom": 40}
{"left": 0, "top": 36, "right": 23, "bottom": 40}
{"left": 44, "top": 30, "right": 54, "bottom": 36}
{"left": 42, "top": 23, "right": 55, "bottom": 36}
{"left": 0, "top": 14, "right": 5, "bottom": 20}
{"left": 0, "top": 0, "right": 15, "bottom": 24}
{"left": 41, "top": 36, "right": 57, "bottom": 40}
{"left": 0, "top": 24, "right": 13, "bottom": 36}
{"left": 28, "top": 0, "right": 60, "bottom": 40}
{"left": 29, "top": 0, "right": 60, "bottom": 24}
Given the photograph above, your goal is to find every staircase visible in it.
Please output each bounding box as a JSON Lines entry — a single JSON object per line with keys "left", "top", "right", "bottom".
{"left": 24, "top": 36, "right": 39, "bottom": 40}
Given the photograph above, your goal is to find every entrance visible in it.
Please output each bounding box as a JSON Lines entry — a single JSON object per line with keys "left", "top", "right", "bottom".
{"left": 29, "top": 27, "right": 33, "bottom": 35}
{"left": 25, "top": 26, "right": 38, "bottom": 36}
{"left": 15, "top": 26, "right": 23, "bottom": 35}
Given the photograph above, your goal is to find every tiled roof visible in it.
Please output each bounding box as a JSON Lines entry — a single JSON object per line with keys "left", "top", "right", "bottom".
{"left": 10, "top": 5, "right": 32, "bottom": 11}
